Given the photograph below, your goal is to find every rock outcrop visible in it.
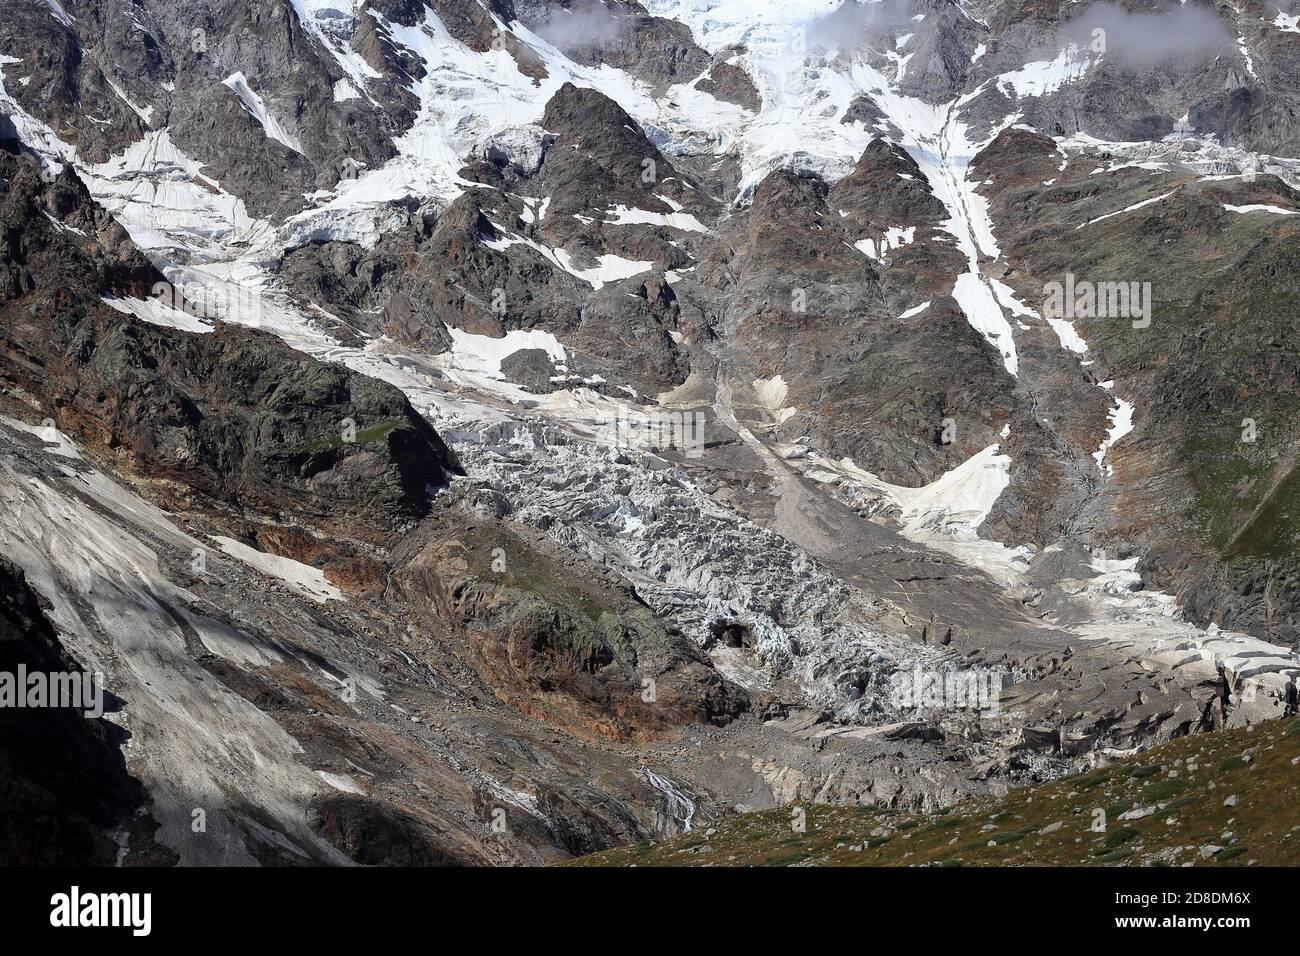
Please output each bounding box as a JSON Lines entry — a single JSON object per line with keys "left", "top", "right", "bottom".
{"left": 0, "top": 557, "right": 150, "bottom": 865}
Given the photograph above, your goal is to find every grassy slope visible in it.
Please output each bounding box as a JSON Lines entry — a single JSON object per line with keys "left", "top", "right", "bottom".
{"left": 1042, "top": 180, "right": 1300, "bottom": 560}
{"left": 567, "top": 718, "right": 1300, "bottom": 867}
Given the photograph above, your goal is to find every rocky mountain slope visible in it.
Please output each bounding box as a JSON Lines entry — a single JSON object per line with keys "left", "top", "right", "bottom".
{"left": 0, "top": 0, "right": 1298, "bottom": 865}
{"left": 0, "top": 556, "right": 154, "bottom": 865}
{"left": 569, "top": 714, "right": 1300, "bottom": 866}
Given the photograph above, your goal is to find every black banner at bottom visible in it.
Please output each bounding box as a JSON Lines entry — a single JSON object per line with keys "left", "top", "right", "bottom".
{"left": 0, "top": 864, "right": 1289, "bottom": 942}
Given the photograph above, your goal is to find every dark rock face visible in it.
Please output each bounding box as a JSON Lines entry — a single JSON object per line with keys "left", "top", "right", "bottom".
{"left": 696, "top": 61, "right": 761, "bottom": 112}
{"left": 387, "top": 192, "right": 586, "bottom": 349}
{"left": 390, "top": 513, "right": 747, "bottom": 744}
{"left": 892, "top": 0, "right": 986, "bottom": 102}
{"left": 0, "top": 144, "right": 459, "bottom": 547}
{"left": 0, "top": 557, "right": 146, "bottom": 866}
{"left": 537, "top": 82, "right": 716, "bottom": 223}
{"left": 0, "top": 2, "right": 144, "bottom": 165}
{"left": 283, "top": 82, "right": 708, "bottom": 396}
{"left": 0, "top": 0, "right": 450, "bottom": 218}
{"left": 425, "top": 0, "right": 518, "bottom": 52}
{"left": 500, "top": 348, "right": 560, "bottom": 391}
{"left": 960, "top": 1, "right": 1300, "bottom": 155}
{"left": 308, "top": 795, "right": 472, "bottom": 866}
{"left": 710, "top": 148, "right": 1027, "bottom": 491}
{"left": 277, "top": 240, "right": 404, "bottom": 347}
{"left": 516, "top": 0, "right": 712, "bottom": 89}
{"left": 1148, "top": 549, "right": 1300, "bottom": 651}
{"left": 830, "top": 138, "right": 951, "bottom": 224}
{"left": 40, "top": 319, "right": 457, "bottom": 542}
{"left": 0, "top": 143, "right": 157, "bottom": 305}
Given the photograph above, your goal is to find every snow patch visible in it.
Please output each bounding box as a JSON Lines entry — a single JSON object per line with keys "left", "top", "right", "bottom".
{"left": 854, "top": 225, "right": 915, "bottom": 260}
{"left": 1078, "top": 190, "right": 1177, "bottom": 229}
{"left": 991, "top": 277, "right": 1087, "bottom": 353}
{"left": 211, "top": 536, "right": 344, "bottom": 604}
{"left": 604, "top": 203, "right": 708, "bottom": 232}
{"left": 953, "top": 273, "right": 1019, "bottom": 375}
{"left": 222, "top": 72, "right": 303, "bottom": 154}
{"left": 102, "top": 296, "right": 215, "bottom": 334}
{"left": 995, "top": 46, "right": 1092, "bottom": 99}
{"left": 1093, "top": 386, "right": 1135, "bottom": 475}
{"left": 554, "top": 250, "right": 655, "bottom": 289}
{"left": 753, "top": 375, "right": 797, "bottom": 425}
{"left": 809, "top": 443, "right": 1032, "bottom": 588}
{"left": 44, "top": 0, "right": 75, "bottom": 30}
{"left": 887, "top": 444, "right": 1012, "bottom": 538}
{"left": 0, "top": 416, "right": 81, "bottom": 459}
{"left": 483, "top": 222, "right": 653, "bottom": 290}
{"left": 315, "top": 771, "right": 366, "bottom": 795}
{"left": 106, "top": 78, "right": 154, "bottom": 125}
{"left": 441, "top": 326, "right": 567, "bottom": 383}
{"left": 1222, "top": 202, "right": 1298, "bottom": 215}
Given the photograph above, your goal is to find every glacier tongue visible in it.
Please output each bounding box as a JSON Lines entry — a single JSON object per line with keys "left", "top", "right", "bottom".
{"left": 451, "top": 418, "right": 939, "bottom": 721}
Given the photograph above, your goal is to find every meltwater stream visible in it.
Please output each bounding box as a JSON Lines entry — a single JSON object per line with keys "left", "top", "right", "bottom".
{"left": 642, "top": 767, "right": 697, "bottom": 833}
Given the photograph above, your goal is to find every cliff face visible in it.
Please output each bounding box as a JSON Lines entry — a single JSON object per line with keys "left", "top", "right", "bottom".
{"left": 0, "top": 556, "right": 152, "bottom": 865}
{"left": 0, "top": 144, "right": 459, "bottom": 551}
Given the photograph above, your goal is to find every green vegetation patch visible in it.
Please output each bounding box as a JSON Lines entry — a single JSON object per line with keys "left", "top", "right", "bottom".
{"left": 564, "top": 717, "right": 1300, "bottom": 868}
{"left": 1101, "top": 826, "right": 1141, "bottom": 850}
{"left": 1143, "top": 778, "right": 1185, "bottom": 802}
